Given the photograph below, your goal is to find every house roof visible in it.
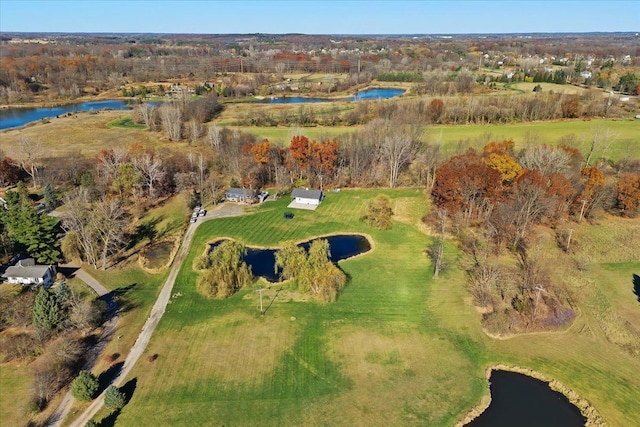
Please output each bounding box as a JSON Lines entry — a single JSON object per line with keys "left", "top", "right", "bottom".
{"left": 226, "top": 188, "right": 256, "bottom": 197}
{"left": 292, "top": 189, "right": 323, "bottom": 200}
{"left": 3, "top": 264, "right": 51, "bottom": 280}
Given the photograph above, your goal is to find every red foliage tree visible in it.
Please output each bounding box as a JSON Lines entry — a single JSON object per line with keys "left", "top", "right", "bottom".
{"left": 616, "top": 173, "right": 640, "bottom": 213}
{"left": 0, "top": 157, "right": 22, "bottom": 186}
{"left": 483, "top": 140, "right": 516, "bottom": 155}
{"left": 547, "top": 172, "right": 575, "bottom": 215}
{"left": 426, "top": 98, "right": 444, "bottom": 123}
{"left": 432, "top": 150, "right": 502, "bottom": 219}
{"left": 312, "top": 138, "right": 339, "bottom": 176}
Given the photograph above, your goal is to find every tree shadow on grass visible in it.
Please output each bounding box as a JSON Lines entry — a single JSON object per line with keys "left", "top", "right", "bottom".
{"left": 96, "top": 409, "right": 120, "bottom": 427}
{"left": 127, "top": 218, "right": 161, "bottom": 250}
{"left": 97, "top": 362, "right": 123, "bottom": 394}
{"left": 633, "top": 274, "right": 640, "bottom": 304}
{"left": 94, "top": 379, "right": 136, "bottom": 427}
{"left": 108, "top": 283, "right": 138, "bottom": 315}
{"left": 120, "top": 377, "right": 137, "bottom": 404}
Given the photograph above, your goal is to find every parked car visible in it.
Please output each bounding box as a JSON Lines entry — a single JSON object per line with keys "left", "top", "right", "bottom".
{"left": 190, "top": 216, "right": 197, "bottom": 223}
{"left": 199, "top": 209, "right": 206, "bottom": 217}
{"left": 192, "top": 211, "right": 198, "bottom": 218}
{"left": 194, "top": 205, "right": 201, "bottom": 212}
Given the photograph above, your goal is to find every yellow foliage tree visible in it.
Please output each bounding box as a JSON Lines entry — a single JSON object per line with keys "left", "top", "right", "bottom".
{"left": 483, "top": 152, "right": 523, "bottom": 184}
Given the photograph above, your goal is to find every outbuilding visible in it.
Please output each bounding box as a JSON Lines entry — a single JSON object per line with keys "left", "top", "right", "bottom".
{"left": 291, "top": 189, "right": 323, "bottom": 206}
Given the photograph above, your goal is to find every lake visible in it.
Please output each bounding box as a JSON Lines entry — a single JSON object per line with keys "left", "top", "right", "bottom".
{"left": 0, "top": 88, "right": 405, "bottom": 130}
{"left": 0, "top": 100, "right": 134, "bottom": 130}
{"left": 211, "top": 234, "right": 371, "bottom": 282}
{"left": 465, "top": 370, "right": 586, "bottom": 427}
{"left": 259, "top": 87, "right": 405, "bottom": 104}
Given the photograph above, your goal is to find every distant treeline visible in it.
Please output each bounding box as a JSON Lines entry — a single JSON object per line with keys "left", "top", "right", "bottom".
{"left": 376, "top": 72, "right": 424, "bottom": 82}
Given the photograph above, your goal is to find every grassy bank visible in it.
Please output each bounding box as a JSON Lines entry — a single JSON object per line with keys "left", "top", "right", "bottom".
{"left": 101, "top": 190, "right": 639, "bottom": 426}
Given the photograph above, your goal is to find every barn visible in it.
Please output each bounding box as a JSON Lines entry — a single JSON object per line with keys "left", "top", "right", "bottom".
{"left": 290, "top": 189, "right": 323, "bottom": 207}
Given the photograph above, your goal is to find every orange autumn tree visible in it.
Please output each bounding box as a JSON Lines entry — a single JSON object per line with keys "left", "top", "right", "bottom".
{"left": 287, "top": 136, "right": 340, "bottom": 186}
{"left": 250, "top": 139, "right": 271, "bottom": 165}
{"left": 573, "top": 167, "right": 605, "bottom": 218}
{"left": 616, "top": 173, "right": 640, "bottom": 213}
{"left": 288, "top": 135, "right": 312, "bottom": 178}
{"left": 312, "top": 138, "right": 339, "bottom": 176}
{"left": 432, "top": 149, "right": 502, "bottom": 219}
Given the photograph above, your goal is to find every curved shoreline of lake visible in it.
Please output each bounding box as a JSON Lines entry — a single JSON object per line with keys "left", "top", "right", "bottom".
{"left": 457, "top": 365, "right": 604, "bottom": 427}
{"left": 257, "top": 87, "right": 405, "bottom": 104}
{"left": 0, "top": 99, "right": 137, "bottom": 130}
{"left": 0, "top": 87, "right": 405, "bottom": 130}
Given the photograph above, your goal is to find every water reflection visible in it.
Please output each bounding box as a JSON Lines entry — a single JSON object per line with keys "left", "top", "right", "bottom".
{"left": 210, "top": 234, "right": 371, "bottom": 282}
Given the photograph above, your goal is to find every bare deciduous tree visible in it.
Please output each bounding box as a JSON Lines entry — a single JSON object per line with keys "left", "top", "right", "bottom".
{"left": 133, "top": 153, "right": 165, "bottom": 198}
{"left": 206, "top": 123, "right": 222, "bottom": 151}
{"left": 159, "top": 103, "right": 182, "bottom": 141}
{"left": 94, "top": 198, "right": 127, "bottom": 269}
{"left": 137, "top": 102, "right": 157, "bottom": 131}
{"left": 61, "top": 190, "right": 127, "bottom": 269}
{"left": 16, "top": 136, "right": 43, "bottom": 189}
{"left": 186, "top": 119, "right": 202, "bottom": 145}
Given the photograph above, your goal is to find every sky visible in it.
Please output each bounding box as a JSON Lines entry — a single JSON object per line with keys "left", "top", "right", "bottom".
{"left": 0, "top": 1, "right": 638, "bottom": 35}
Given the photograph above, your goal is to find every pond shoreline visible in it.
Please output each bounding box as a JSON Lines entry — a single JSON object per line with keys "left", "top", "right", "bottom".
{"left": 457, "top": 364, "right": 605, "bottom": 427}
{"left": 203, "top": 232, "right": 375, "bottom": 284}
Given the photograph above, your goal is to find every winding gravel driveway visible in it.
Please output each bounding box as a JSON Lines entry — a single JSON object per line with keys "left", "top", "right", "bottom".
{"left": 46, "top": 268, "right": 118, "bottom": 426}
{"left": 61, "top": 203, "right": 244, "bottom": 427}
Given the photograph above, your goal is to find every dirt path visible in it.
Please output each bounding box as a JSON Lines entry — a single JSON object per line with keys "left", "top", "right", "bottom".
{"left": 46, "top": 267, "right": 119, "bottom": 426}
{"left": 63, "top": 203, "right": 243, "bottom": 427}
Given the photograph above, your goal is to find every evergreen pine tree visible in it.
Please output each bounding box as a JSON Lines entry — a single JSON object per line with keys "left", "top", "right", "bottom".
{"left": 33, "top": 287, "right": 63, "bottom": 338}
{"left": 71, "top": 370, "right": 99, "bottom": 401}
{"left": 43, "top": 182, "right": 59, "bottom": 211}
{"left": 104, "top": 385, "right": 126, "bottom": 410}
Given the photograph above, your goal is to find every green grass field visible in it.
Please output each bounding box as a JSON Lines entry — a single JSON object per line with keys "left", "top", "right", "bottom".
{"left": 231, "top": 118, "right": 639, "bottom": 161}
{"left": 99, "top": 190, "right": 640, "bottom": 427}
{"left": 106, "top": 116, "right": 147, "bottom": 129}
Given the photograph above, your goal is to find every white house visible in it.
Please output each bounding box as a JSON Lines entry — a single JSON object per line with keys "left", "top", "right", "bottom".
{"left": 291, "top": 189, "right": 323, "bottom": 206}
{"left": 2, "top": 258, "right": 56, "bottom": 287}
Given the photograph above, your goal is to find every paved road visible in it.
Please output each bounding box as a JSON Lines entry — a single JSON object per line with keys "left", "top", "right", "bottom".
{"left": 46, "top": 267, "right": 119, "bottom": 426}
{"left": 64, "top": 203, "right": 243, "bottom": 427}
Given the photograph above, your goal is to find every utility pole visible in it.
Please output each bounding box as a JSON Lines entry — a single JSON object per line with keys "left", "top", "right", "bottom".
{"left": 565, "top": 229, "right": 573, "bottom": 253}
{"left": 578, "top": 199, "right": 587, "bottom": 223}
{"left": 533, "top": 284, "right": 545, "bottom": 319}
{"left": 257, "top": 288, "right": 264, "bottom": 315}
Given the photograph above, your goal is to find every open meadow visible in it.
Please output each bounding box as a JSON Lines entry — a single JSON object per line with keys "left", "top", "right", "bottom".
{"left": 92, "top": 189, "right": 640, "bottom": 426}
{"left": 2, "top": 99, "right": 637, "bottom": 164}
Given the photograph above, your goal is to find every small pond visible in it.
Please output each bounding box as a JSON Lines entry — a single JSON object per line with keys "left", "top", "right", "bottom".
{"left": 0, "top": 100, "right": 139, "bottom": 130}
{"left": 210, "top": 234, "right": 371, "bottom": 282}
{"left": 465, "top": 370, "right": 586, "bottom": 427}
{"left": 259, "top": 87, "right": 405, "bottom": 104}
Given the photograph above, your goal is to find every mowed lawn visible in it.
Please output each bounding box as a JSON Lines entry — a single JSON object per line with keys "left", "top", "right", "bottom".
{"left": 108, "top": 189, "right": 640, "bottom": 427}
